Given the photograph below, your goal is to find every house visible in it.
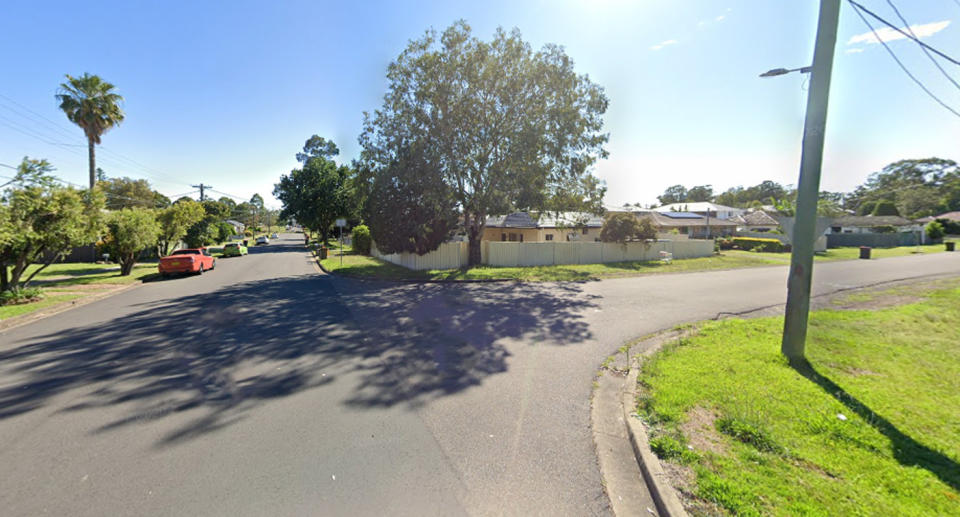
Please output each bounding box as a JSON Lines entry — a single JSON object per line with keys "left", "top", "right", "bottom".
{"left": 646, "top": 211, "right": 738, "bottom": 238}
{"left": 916, "top": 211, "right": 960, "bottom": 224}
{"left": 225, "top": 219, "right": 246, "bottom": 233}
{"left": 483, "top": 212, "right": 604, "bottom": 242}
{"left": 730, "top": 210, "right": 780, "bottom": 232}
{"left": 654, "top": 202, "right": 745, "bottom": 220}
{"left": 825, "top": 215, "right": 918, "bottom": 234}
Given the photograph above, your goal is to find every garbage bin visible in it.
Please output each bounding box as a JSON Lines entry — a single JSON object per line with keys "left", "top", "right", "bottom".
{"left": 947, "top": 242, "right": 956, "bottom": 252}
{"left": 320, "top": 247, "right": 328, "bottom": 259}
{"left": 859, "top": 246, "right": 871, "bottom": 259}
{"left": 243, "top": 239, "right": 249, "bottom": 247}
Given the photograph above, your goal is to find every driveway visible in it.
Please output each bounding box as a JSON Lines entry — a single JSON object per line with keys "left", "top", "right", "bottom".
{"left": 0, "top": 235, "right": 957, "bottom": 516}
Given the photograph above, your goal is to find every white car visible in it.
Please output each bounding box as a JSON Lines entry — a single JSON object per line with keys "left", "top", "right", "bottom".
{"left": 271, "top": 232, "right": 279, "bottom": 239}
{"left": 256, "top": 236, "right": 270, "bottom": 245}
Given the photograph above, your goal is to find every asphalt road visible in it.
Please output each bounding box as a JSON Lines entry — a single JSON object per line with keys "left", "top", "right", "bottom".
{"left": 0, "top": 234, "right": 957, "bottom": 516}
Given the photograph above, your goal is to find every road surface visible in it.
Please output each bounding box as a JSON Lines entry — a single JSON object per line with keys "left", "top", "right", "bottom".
{"left": 1, "top": 233, "right": 957, "bottom": 516}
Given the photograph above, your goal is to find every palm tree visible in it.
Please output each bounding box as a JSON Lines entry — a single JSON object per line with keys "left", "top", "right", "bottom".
{"left": 56, "top": 73, "right": 125, "bottom": 189}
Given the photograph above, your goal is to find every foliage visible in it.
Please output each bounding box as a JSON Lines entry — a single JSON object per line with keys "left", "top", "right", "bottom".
{"left": 848, "top": 158, "right": 958, "bottom": 218}
{"left": 296, "top": 135, "right": 339, "bottom": 163}
{"left": 925, "top": 220, "right": 945, "bottom": 240}
{"left": 363, "top": 144, "right": 458, "bottom": 255}
{"left": 99, "top": 208, "right": 160, "bottom": 275}
{"left": 156, "top": 199, "right": 205, "bottom": 256}
{"left": 871, "top": 200, "right": 900, "bottom": 216}
{"left": 360, "top": 21, "right": 608, "bottom": 264}
{"left": 686, "top": 185, "right": 714, "bottom": 202}
{"left": 936, "top": 218, "right": 960, "bottom": 235}
{"left": 183, "top": 199, "right": 232, "bottom": 248}
{"left": 657, "top": 185, "right": 688, "bottom": 205}
{"left": 856, "top": 200, "right": 877, "bottom": 216}
{"left": 0, "top": 286, "right": 44, "bottom": 306}
{"left": 216, "top": 222, "right": 234, "bottom": 243}
{"left": 55, "top": 73, "right": 125, "bottom": 188}
{"left": 599, "top": 212, "right": 655, "bottom": 243}
{"left": 714, "top": 181, "right": 789, "bottom": 208}
{"left": 731, "top": 237, "right": 787, "bottom": 253}
{"left": 274, "top": 135, "right": 354, "bottom": 244}
{"left": 98, "top": 176, "right": 168, "bottom": 209}
{"left": 351, "top": 224, "right": 372, "bottom": 255}
{"left": 0, "top": 157, "right": 105, "bottom": 291}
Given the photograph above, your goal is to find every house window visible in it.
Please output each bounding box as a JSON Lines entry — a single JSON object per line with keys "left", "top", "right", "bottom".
{"left": 679, "top": 227, "right": 688, "bottom": 234}
{"left": 582, "top": 228, "right": 589, "bottom": 235}
{"left": 545, "top": 234, "right": 554, "bottom": 241}
{"left": 501, "top": 233, "right": 507, "bottom": 241}
{"left": 520, "top": 234, "right": 524, "bottom": 242}
{"left": 509, "top": 233, "right": 518, "bottom": 242}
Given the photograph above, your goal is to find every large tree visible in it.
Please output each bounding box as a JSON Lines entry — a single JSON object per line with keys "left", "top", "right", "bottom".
{"left": 686, "top": 185, "right": 714, "bottom": 202}
{"left": 657, "top": 185, "right": 688, "bottom": 205}
{"left": 847, "top": 158, "right": 958, "bottom": 218}
{"left": 101, "top": 208, "right": 160, "bottom": 275}
{"left": 156, "top": 199, "right": 205, "bottom": 256}
{"left": 274, "top": 136, "right": 354, "bottom": 244}
{"left": 0, "top": 158, "right": 104, "bottom": 291}
{"left": 99, "top": 176, "right": 168, "bottom": 210}
{"left": 360, "top": 21, "right": 608, "bottom": 265}
{"left": 55, "top": 73, "right": 125, "bottom": 190}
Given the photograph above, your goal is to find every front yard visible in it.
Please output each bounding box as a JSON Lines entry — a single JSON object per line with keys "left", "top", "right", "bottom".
{"left": 636, "top": 278, "right": 960, "bottom": 515}
{"left": 0, "top": 263, "right": 159, "bottom": 321}
{"left": 318, "top": 242, "right": 956, "bottom": 282}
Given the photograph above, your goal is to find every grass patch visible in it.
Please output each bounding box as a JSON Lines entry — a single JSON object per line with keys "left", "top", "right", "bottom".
{"left": 638, "top": 278, "right": 960, "bottom": 515}
{"left": 319, "top": 246, "right": 783, "bottom": 282}
{"left": 727, "top": 243, "right": 949, "bottom": 263}
{"left": 0, "top": 293, "right": 85, "bottom": 320}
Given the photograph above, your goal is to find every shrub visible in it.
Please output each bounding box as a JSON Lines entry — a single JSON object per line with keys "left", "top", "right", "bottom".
{"left": 216, "top": 222, "right": 234, "bottom": 243}
{"left": 871, "top": 200, "right": 900, "bottom": 216}
{"left": 0, "top": 287, "right": 44, "bottom": 306}
{"left": 244, "top": 229, "right": 253, "bottom": 237}
{"left": 936, "top": 218, "right": 960, "bottom": 235}
{"left": 731, "top": 237, "right": 787, "bottom": 252}
{"left": 925, "top": 220, "right": 945, "bottom": 240}
{"left": 717, "top": 237, "right": 735, "bottom": 250}
{"left": 352, "top": 224, "right": 372, "bottom": 255}
{"left": 600, "top": 213, "right": 657, "bottom": 243}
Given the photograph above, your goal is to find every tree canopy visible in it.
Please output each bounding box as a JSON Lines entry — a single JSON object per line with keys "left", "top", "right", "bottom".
{"left": 98, "top": 175, "right": 169, "bottom": 209}
{"left": 0, "top": 158, "right": 104, "bottom": 291}
{"left": 274, "top": 136, "right": 354, "bottom": 244}
{"left": 156, "top": 199, "right": 205, "bottom": 256}
{"left": 599, "top": 212, "right": 656, "bottom": 244}
{"left": 100, "top": 208, "right": 160, "bottom": 275}
{"left": 360, "top": 21, "right": 608, "bottom": 264}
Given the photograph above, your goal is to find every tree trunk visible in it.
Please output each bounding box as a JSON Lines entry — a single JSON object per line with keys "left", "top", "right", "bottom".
{"left": 87, "top": 138, "right": 96, "bottom": 190}
{"left": 467, "top": 214, "right": 484, "bottom": 266}
{"left": 1, "top": 263, "right": 8, "bottom": 292}
{"left": 120, "top": 255, "right": 135, "bottom": 276}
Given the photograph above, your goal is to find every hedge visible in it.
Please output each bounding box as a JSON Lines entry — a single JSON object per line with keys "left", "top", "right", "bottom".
{"left": 731, "top": 236, "right": 789, "bottom": 253}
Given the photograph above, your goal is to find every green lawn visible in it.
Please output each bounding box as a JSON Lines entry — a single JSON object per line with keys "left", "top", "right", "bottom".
{"left": 319, "top": 246, "right": 784, "bottom": 282}
{"left": 636, "top": 279, "right": 960, "bottom": 516}
{"left": 1, "top": 262, "right": 161, "bottom": 321}
{"left": 727, "top": 243, "right": 950, "bottom": 263}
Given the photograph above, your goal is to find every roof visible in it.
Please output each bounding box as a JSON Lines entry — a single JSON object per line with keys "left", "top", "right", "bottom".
{"left": 731, "top": 211, "right": 780, "bottom": 227}
{"left": 485, "top": 211, "right": 604, "bottom": 229}
{"left": 917, "top": 211, "right": 960, "bottom": 223}
{"left": 654, "top": 202, "right": 743, "bottom": 214}
{"left": 831, "top": 215, "right": 914, "bottom": 227}
{"left": 646, "top": 211, "right": 738, "bottom": 228}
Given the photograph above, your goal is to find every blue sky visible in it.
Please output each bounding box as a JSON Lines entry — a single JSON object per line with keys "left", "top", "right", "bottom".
{"left": 1, "top": 0, "right": 958, "bottom": 208}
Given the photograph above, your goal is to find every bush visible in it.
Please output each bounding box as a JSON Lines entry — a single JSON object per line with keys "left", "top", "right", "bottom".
{"left": 936, "top": 218, "right": 960, "bottom": 235}
{"left": 216, "top": 222, "right": 234, "bottom": 243}
{"left": 926, "top": 220, "right": 945, "bottom": 240}
{"left": 872, "top": 200, "right": 900, "bottom": 216}
{"left": 600, "top": 213, "right": 657, "bottom": 243}
{"left": 717, "top": 237, "right": 735, "bottom": 250}
{"left": 731, "top": 237, "right": 787, "bottom": 252}
{"left": 352, "top": 224, "right": 372, "bottom": 255}
{"left": 0, "top": 287, "right": 44, "bottom": 306}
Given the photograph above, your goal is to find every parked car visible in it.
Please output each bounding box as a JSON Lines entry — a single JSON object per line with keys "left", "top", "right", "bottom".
{"left": 158, "top": 248, "right": 216, "bottom": 277}
{"left": 256, "top": 236, "right": 270, "bottom": 245}
{"left": 222, "top": 242, "right": 248, "bottom": 257}
{"left": 271, "top": 232, "right": 279, "bottom": 239}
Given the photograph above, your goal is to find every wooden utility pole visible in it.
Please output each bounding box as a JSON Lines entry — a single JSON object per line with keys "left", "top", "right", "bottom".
{"left": 782, "top": 0, "right": 841, "bottom": 363}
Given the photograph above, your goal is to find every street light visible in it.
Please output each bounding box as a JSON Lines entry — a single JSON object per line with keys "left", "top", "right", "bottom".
{"left": 759, "top": 66, "right": 812, "bottom": 78}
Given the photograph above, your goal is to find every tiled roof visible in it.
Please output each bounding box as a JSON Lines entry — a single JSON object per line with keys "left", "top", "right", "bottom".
{"left": 731, "top": 211, "right": 779, "bottom": 226}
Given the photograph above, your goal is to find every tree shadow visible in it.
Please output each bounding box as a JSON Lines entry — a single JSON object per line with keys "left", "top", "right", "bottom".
{"left": 330, "top": 278, "right": 599, "bottom": 408}
{"left": 792, "top": 359, "right": 960, "bottom": 491}
{"left": 0, "top": 268, "right": 598, "bottom": 446}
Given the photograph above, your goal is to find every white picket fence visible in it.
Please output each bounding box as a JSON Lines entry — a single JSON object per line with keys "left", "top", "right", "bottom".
{"left": 371, "top": 239, "right": 714, "bottom": 271}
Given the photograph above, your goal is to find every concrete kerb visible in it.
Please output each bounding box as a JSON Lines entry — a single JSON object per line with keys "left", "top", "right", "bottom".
{"left": 596, "top": 329, "right": 692, "bottom": 517}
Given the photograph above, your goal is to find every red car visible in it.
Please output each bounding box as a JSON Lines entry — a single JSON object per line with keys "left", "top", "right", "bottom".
{"left": 158, "top": 248, "right": 216, "bottom": 277}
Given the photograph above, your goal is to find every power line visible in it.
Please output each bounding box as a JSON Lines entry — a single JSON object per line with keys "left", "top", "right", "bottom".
{"left": 885, "top": 0, "right": 960, "bottom": 92}
{"left": 847, "top": 0, "right": 960, "bottom": 118}
{"left": 846, "top": 0, "right": 960, "bottom": 67}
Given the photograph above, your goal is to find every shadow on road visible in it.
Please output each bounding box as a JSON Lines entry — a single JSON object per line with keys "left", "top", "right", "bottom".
{"left": 793, "top": 360, "right": 960, "bottom": 492}
{"left": 0, "top": 265, "right": 598, "bottom": 444}
{"left": 332, "top": 278, "right": 599, "bottom": 408}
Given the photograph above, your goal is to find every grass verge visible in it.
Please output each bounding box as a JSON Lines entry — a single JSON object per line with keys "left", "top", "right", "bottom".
{"left": 637, "top": 279, "right": 960, "bottom": 516}
{"left": 319, "top": 246, "right": 783, "bottom": 282}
